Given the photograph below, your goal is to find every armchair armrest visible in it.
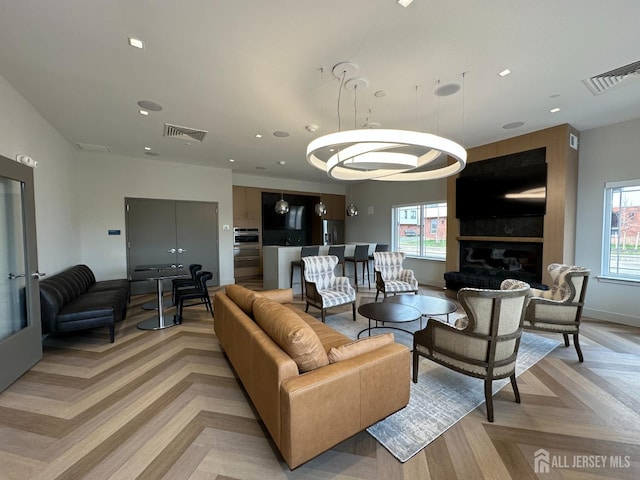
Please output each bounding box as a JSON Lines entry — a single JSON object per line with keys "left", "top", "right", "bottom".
{"left": 399, "top": 268, "right": 418, "bottom": 287}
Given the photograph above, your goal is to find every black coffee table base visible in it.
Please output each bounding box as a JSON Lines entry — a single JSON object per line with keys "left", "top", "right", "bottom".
{"left": 357, "top": 302, "right": 422, "bottom": 340}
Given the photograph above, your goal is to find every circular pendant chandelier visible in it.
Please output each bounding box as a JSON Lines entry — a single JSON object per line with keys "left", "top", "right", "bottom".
{"left": 306, "top": 62, "right": 467, "bottom": 182}
{"left": 307, "top": 128, "right": 466, "bottom": 181}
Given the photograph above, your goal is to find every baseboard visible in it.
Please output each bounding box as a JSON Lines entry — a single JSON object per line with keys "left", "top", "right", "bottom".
{"left": 583, "top": 307, "right": 640, "bottom": 328}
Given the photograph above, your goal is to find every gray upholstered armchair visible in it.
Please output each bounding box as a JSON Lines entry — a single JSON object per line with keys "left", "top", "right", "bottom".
{"left": 504, "top": 263, "right": 590, "bottom": 362}
{"left": 412, "top": 280, "right": 530, "bottom": 422}
{"left": 373, "top": 251, "right": 419, "bottom": 301}
{"left": 302, "top": 255, "right": 356, "bottom": 323}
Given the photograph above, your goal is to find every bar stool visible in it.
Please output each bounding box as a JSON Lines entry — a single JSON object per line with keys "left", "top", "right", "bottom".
{"left": 290, "top": 246, "right": 319, "bottom": 299}
{"left": 345, "top": 244, "right": 370, "bottom": 291}
{"left": 328, "top": 245, "right": 346, "bottom": 276}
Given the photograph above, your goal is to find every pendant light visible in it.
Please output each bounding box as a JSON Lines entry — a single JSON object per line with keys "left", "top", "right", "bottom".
{"left": 275, "top": 161, "right": 289, "bottom": 215}
{"left": 306, "top": 62, "right": 467, "bottom": 181}
{"left": 315, "top": 201, "right": 327, "bottom": 216}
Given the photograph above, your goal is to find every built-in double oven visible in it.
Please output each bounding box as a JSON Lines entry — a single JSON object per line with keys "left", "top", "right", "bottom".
{"left": 233, "top": 227, "right": 261, "bottom": 269}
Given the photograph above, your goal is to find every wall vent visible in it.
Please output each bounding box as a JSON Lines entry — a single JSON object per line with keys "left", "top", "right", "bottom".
{"left": 583, "top": 60, "right": 640, "bottom": 95}
{"left": 163, "top": 123, "right": 208, "bottom": 142}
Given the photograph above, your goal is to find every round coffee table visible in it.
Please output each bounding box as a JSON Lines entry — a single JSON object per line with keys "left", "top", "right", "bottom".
{"left": 357, "top": 302, "right": 421, "bottom": 338}
{"left": 384, "top": 294, "right": 457, "bottom": 324}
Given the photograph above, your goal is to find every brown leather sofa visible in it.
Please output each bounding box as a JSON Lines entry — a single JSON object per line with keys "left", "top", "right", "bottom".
{"left": 214, "top": 284, "right": 410, "bottom": 469}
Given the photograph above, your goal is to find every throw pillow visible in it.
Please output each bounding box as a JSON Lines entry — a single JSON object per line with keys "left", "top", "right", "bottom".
{"left": 253, "top": 297, "right": 329, "bottom": 372}
{"left": 327, "top": 333, "right": 394, "bottom": 363}
{"left": 225, "top": 284, "right": 257, "bottom": 316}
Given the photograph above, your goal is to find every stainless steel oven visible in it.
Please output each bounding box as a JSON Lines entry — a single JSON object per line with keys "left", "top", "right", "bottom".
{"left": 233, "top": 227, "right": 261, "bottom": 269}
{"left": 233, "top": 245, "right": 261, "bottom": 268}
{"left": 233, "top": 227, "right": 260, "bottom": 245}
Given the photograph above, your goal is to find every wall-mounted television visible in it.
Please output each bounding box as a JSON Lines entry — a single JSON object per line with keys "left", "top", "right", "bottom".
{"left": 456, "top": 158, "right": 547, "bottom": 219}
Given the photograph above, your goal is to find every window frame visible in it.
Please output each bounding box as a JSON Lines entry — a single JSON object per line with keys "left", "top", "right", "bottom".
{"left": 601, "top": 179, "right": 640, "bottom": 283}
{"left": 392, "top": 201, "right": 447, "bottom": 261}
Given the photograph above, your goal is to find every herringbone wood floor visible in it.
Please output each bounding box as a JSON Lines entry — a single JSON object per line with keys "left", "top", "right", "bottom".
{"left": 1, "top": 279, "right": 639, "bottom": 479}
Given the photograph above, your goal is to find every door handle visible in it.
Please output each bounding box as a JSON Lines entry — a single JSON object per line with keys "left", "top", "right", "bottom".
{"left": 8, "top": 273, "right": 25, "bottom": 280}
{"left": 31, "top": 271, "right": 47, "bottom": 279}
{"left": 167, "top": 248, "right": 176, "bottom": 254}
{"left": 177, "top": 248, "right": 187, "bottom": 254}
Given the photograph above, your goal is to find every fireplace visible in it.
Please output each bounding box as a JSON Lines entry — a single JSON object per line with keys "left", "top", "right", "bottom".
{"left": 444, "top": 240, "right": 545, "bottom": 291}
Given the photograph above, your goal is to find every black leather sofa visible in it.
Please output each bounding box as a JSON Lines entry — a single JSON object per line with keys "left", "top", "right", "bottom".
{"left": 39, "top": 264, "right": 130, "bottom": 343}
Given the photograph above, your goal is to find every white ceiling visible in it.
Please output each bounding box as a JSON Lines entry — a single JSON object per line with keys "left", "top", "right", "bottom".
{"left": 1, "top": 0, "right": 639, "bottom": 184}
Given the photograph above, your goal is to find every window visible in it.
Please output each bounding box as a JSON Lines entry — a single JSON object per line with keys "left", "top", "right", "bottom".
{"left": 393, "top": 202, "right": 447, "bottom": 260}
{"left": 602, "top": 180, "right": 640, "bottom": 280}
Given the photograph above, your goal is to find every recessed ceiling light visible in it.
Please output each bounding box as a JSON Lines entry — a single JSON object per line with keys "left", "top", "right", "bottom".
{"left": 498, "top": 69, "right": 511, "bottom": 77}
{"left": 256, "top": 166, "right": 266, "bottom": 170}
{"left": 139, "top": 109, "right": 149, "bottom": 116}
{"left": 229, "top": 158, "right": 235, "bottom": 162}
{"left": 397, "top": 0, "right": 414, "bottom": 7}
{"left": 128, "top": 37, "right": 144, "bottom": 49}
{"left": 144, "top": 146, "right": 151, "bottom": 151}
{"left": 255, "top": 134, "right": 263, "bottom": 138}
{"left": 137, "top": 100, "right": 162, "bottom": 111}
{"left": 550, "top": 107, "right": 560, "bottom": 113}
{"left": 374, "top": 90, "right": 387, "bottom": 98}
{"left": 273, "top": 131, "right": 289, "bottom": 137}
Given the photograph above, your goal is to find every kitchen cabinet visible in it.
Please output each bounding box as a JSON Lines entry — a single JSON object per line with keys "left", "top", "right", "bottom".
{"left": 320, "top": 194, "right": 346, "bottom": 221}
{"left": 233, "top": 186, "right": 262, "bottom": 226}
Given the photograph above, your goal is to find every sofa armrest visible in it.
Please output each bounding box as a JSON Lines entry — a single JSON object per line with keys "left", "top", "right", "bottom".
{"left": 279, "top": 342, "right": 409, "bottom": 468}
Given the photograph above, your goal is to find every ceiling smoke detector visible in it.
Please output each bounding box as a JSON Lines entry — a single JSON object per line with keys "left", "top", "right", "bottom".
{"left": 163, "top": 123, "right": 208, "bottom": 142}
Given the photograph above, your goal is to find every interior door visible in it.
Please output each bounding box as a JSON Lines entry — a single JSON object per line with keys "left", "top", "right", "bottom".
{"left": 175, "top": 200, "right": 220, "bottom": 286}
{"left": 126, "top": 198, "right": 178, "bottom": 295}
{"left": 126, "top": 198, "right": 220, "bottom": 295}
{"left": 0, "top": 155, "right": 41, "bottom": 392}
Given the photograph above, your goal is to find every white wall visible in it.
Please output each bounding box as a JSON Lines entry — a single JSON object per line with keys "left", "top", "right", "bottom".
{"left": 0, "top": 75, "right": 79, "bottom": 276}
{"left": 75, "top": 155, "right": 235, "bottom": 285}
{"left": 348, "top": 178, "right": 448, "bottom": 287}
{"left": 576, "top": 117, "right": 640, "bottom": 327}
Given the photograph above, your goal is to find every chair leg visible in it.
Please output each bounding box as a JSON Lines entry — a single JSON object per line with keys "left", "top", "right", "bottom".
{"left": 366, "top": 260, "right": 370, "bottom": 289}
{"left": 574, "top": 334, "right": 584, "bottom": 362}
{"left": 352, "top": 302, "right": 356, "bottom": 321}
{"left": 412, "top": 351, "right": 419, "bottom": 383}
{"left": 375, "top": 289, "right": 380, "bottom": 302}
{"left": 484, "top": 379, "right": 494, "bottom": 422}
{"left": 321, "top": 308, "right": 326, "bottom": 323}
{"left": 299, "top": 265, "right": 305, "bottom": 300}
{"left": 510, "top": 373, "right": 521, "bottom": 403}
{"left": 305, "top": 302, "right": 309, "bottom": 313}
{"left": 109, "top": 325, "right": 115, "bottom": 343}
{"left": 563, "top": 333, "right": 570, "bottom": 347}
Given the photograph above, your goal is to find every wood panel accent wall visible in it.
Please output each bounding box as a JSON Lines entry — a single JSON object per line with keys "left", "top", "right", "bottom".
{"left": 446, "top": 124, "right": 580, "bottom": 286}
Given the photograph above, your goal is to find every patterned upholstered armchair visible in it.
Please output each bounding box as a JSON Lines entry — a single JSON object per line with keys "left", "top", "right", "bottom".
{"left": 413, "top": 280, "right": 530, "bottom": 422}
{"left": 302, "top": 255, "right": 356, "bottom": 323}
{"left": 373, "top": 251, "right": 419, "bottom": 301}
{"left": 504, "top": 263, "right": 590, "bottom": 362}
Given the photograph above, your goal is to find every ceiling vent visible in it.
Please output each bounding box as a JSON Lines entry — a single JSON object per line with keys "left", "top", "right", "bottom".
{"left": 163, "top": 123, "right": 208, "bottom": 142}
{"left": 76, "top": 143, "right": 112, "bottom": 152}
{"left": 583, "top": 60, "right": 640, "bottom": 95}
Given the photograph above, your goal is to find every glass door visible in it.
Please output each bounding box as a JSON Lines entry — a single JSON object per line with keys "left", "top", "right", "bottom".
{"left": 0, "top": 154, "right": 41, "bottom": 392}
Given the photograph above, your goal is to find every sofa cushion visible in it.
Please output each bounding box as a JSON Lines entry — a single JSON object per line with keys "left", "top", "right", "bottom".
{"left": 225, "top": 284, "right": 258, "bottom": 316}
{"left": 327, "top": 333, "right": 394, "bottom": 363}
{"left": 253, "top": 297, "right": 329, "bottom": 373}
{"left": 255, "top": 288, "right": 294, "bottom": 304}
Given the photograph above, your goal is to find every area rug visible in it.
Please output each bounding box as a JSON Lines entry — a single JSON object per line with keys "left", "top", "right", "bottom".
{"left": 325, "top": 309, "right": 560, "bottom": 463}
